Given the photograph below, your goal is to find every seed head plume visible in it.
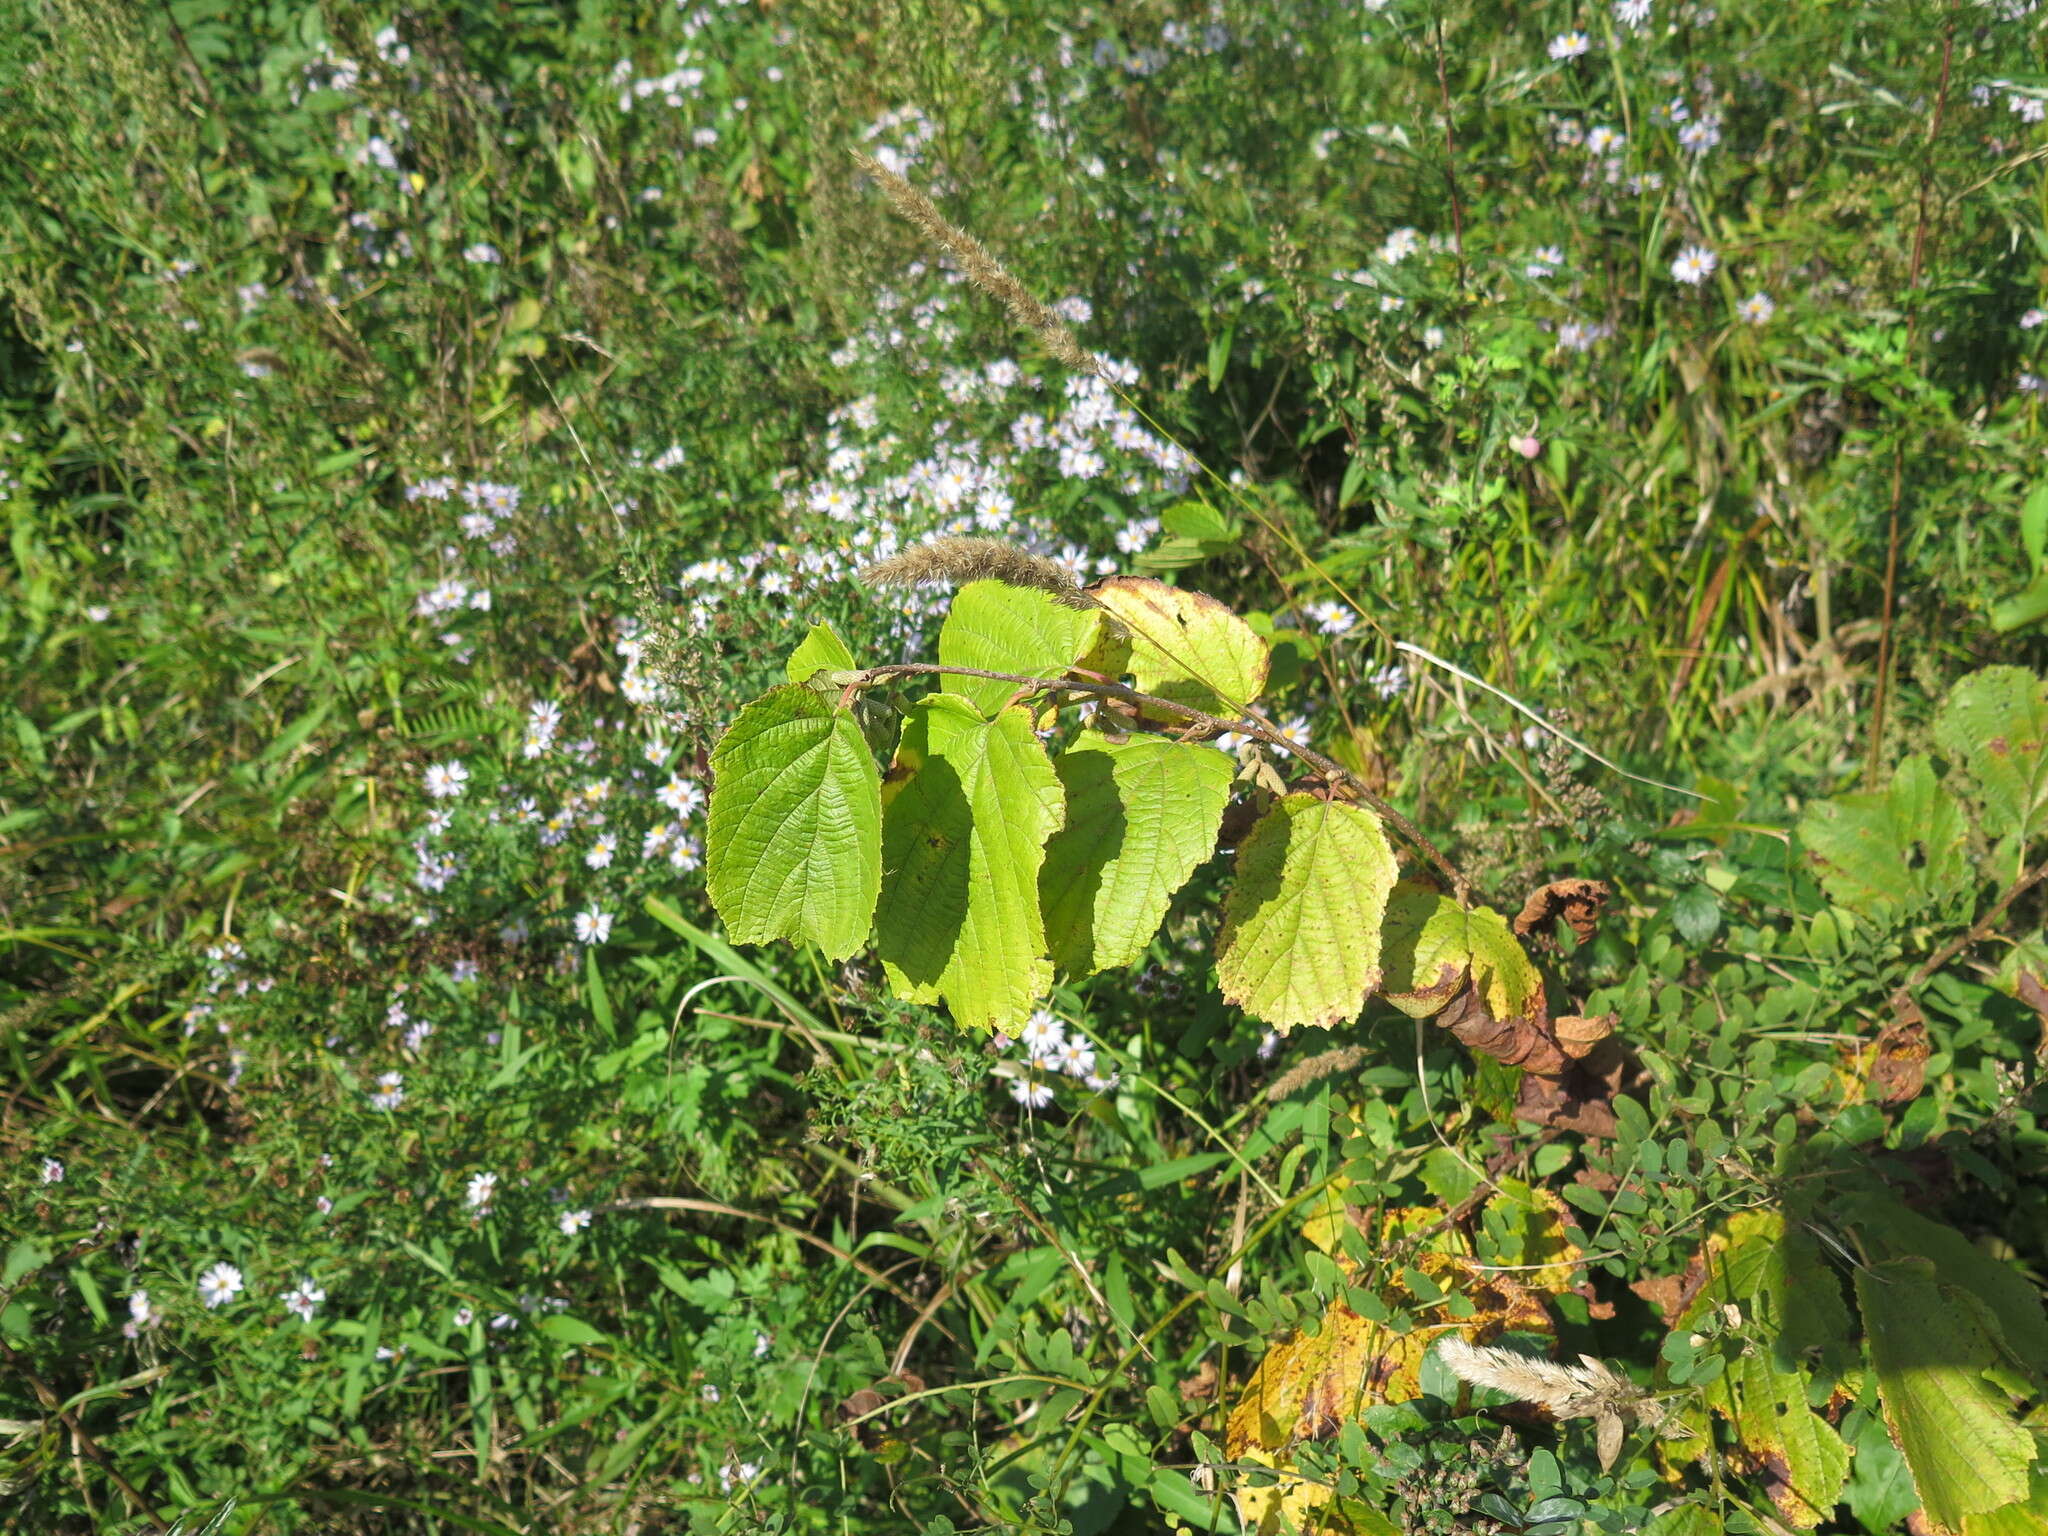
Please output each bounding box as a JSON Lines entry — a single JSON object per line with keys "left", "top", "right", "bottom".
{"left": 860, "top": 536, "right": 1099, "bottom": 613}
{"left": 1436, "top": 1337, "right": 1683, "bottom": 1471}
{"left": 851, "top": 150, "right": 1101, "bottom": 378}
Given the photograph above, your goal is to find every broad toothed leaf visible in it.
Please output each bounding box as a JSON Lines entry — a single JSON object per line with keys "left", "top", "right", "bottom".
{"left": 1217, "top": 793, "right": 1396, "bottom": 1032}
{"left": 705, "top": 685, "right": 882, "bottom": 962}
{"left": 1093, "top": 574, "right": 1269, "bottom": 716}
{"left": 937, "top": 580, "right": 1098, "bottom": 717}
{"left": 874, "top": 694, "right": 1064, "bottom": 1031}
{"left": 1040, "top": 735, "right": 1234, "bottom": 976}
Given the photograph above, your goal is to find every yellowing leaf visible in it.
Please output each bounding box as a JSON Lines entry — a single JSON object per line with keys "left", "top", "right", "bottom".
{"left": 1380, "top": 883, "right": 1544, "bottom": 1026}
{"left": 1218, "top": 795, "right": 1397, "bottom": 1032}
{"left": 1227, "top": 1258, "right": 1556, "bottom": 1533}
{"left": 1093, "top": 574, "right": 1269, "bottom": 715}
{"left": 937, "top": 580, "right": 1098, "bottom": 718}
{"left": 1039, "top": 735, "right": 1234, "bottom": 975}
{"left": 1664, "top": 1212, "right": 1849, "bottom": 1527}
{"left": 873, "top": 695, "right": 1064, "bottom": 1031}
{"left": 1856, "top": 1257, "right": 2037, "bottom": 1532}
{"left": 1482, "top": 1178, "right": 1582, "bottom": 1292}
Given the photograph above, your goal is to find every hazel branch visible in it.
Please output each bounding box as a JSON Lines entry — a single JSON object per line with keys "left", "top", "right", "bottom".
{"left": 842, "top": 661, "right": 1474, "bottom": 901}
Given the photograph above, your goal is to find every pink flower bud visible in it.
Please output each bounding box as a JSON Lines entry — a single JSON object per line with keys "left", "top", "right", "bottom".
{"left": 1511, "top": 434, "right": 1542, "bottom": 460}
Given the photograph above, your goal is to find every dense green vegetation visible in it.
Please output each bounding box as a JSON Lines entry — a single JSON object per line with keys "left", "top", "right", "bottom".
{"left": 4, "top": 0, "right": 2047, "bottom": 1532}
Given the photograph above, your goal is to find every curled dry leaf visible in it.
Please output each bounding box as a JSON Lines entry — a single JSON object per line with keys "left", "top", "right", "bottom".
{"left": 1553, "top": 1013, "right": 1618, "bottom": 1060}
{"left": 1440, "top": 983, "right": 1571, "bottom": 1076}
{"left": 1513, "top": 878, "right": 1612, "bottom": 942}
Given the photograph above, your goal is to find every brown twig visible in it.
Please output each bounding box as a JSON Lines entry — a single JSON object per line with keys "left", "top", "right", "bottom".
{"left": 1892, "top": 857, "right": 2048, "bottom": 1013}
{"left": 1867, "top": 2, "right": 1955, "bottom": 787}
{"left": 845, "top": 661, "right": 1475, "bottom": 901}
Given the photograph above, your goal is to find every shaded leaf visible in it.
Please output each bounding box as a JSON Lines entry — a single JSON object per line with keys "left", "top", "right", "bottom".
{"left": 1380, "top": 883, "right": 1545, "bottom": 1026}
{"left": 1040, "top": 735, "right": 1234, "bottom": 976}
{"left": 705, "top": 686, "right": 882, "bottom": 962}
{"left": 1855, "top": 1257, "right": 2036, "bottom": 1531}
{"left": 873, "top": 695, "right": 1064, "bottom": 1031}
{"left": 1217, "top": 794, "right": 1396, "bottom": 1032}
{"left": 1666, "top": 1211, "right": 1849, "bottom": 1528}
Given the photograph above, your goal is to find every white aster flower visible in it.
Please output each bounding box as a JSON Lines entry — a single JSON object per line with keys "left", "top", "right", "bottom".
{"left": 466, "top": 1170, "right": 499, "bottom": 1211}
{"left": 1670, "top": 244, "right": 1718, "bottom": 285}
{"left": 1549, "top": 30, "right": 1592, "bottom": 59}
{"left": 423, "top": 761, "right": 469, "bottom": 799}
{"left": 198, "top": 1262, "right": 244, "bottom": 1309}
{"left": 1737, "top": 291, "right": 1775, "bottom": 324}
{"left": 574, "top": 908, "right": 613, "bottom": 945}
{"left": 282, "top": 1278, "right": 326, "bottom": 1321}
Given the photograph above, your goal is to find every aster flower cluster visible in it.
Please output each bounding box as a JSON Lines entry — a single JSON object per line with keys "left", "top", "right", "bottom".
{"left": 1001, "top": 1010, "right": 1119, "bottom": 1110}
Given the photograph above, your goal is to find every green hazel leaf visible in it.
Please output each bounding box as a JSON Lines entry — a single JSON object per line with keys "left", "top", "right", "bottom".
{"left": 1933, "top": 667, "right": 2048, "bottom": 856}
{"left": 1216, "top": 793, "right": 1397, "bottom": 1032}
{"left": 1842, "top": 1196, "right": 2048, "bottom": 1381}
{"left": 1378, "top": 882, "right": 1542, "bottom": 1026}
{"left": 937, "top": 580, "right": 1099, "bottom": 717}
{"left": 1855, "top": 1257, "right": 2037, "bottom": 1530}
{"left": 784, "top": 620, "right": 859, "bottom": 685}
{"left": 873, "top": 694, "right": 1064, "bottom": 1031}
{"left": 1667, "top": 1210, "right": 1849, "bottom": 1528}
{"left": 1040, "top": 734, "right": 1235, "bottom": 976}
{"left": 1642, "top": 1506, "right": 1724, "bottom": 1536}
{"left": 1962, "top": 1471, "right": 2048, "bottom": 1536}
{"left": 1796, "top": 754, "right": 1970, "bottom": 919}
{"left": 704, "top": 685, "right": 882, "bottom": 963}
{"left": 1093, "top": 574, "right": 1269, "bottom": 716}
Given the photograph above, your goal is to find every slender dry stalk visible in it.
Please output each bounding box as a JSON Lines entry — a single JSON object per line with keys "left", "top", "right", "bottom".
{"left": 859, "top": 536, "right": 1099, "bottom": 612}
{"left": 850, "top": 150, "right": 1100, "bottom": 376}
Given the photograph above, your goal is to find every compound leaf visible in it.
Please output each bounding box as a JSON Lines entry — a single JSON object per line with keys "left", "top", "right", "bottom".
{"left": 1094, "top": 574, "right": 1269, "bottom": 716}
{"left": 873, "top": 694, "right": 1064, "bottom": 1031}
{"left": 1040, "top": 735, "right": 1234, "bottom": 976}
{"left": 705, "top": 685, "right": 882, "bottom": 962}
{"left": 1217, "top": 794, "right": 1396, "bottom": 1032}
{"left": 937, "top": 580, "right": 1098, "bottom": 717}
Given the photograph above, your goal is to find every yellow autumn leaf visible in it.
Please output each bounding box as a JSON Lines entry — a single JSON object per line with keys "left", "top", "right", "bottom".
{"left": 1225, "top": 1259, "right": 1556, "bottom": 1534}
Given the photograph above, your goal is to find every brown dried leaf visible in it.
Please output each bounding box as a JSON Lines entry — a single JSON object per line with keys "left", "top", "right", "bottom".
{"left": 1513, "top": 878, "right": 1612, "bottom": 942}
{"left": 1868, "top": 1017, "right": 1930, "bottom": 1105}
{"left": 1441, "top": 983, "right": 1570, "bottom": 1076}
{"left": 2017, "top": 971, "right": 2048, "bottom": 1058}
{"left": 1554, "top": 1013, "right": 1618, "bottom": 1060}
